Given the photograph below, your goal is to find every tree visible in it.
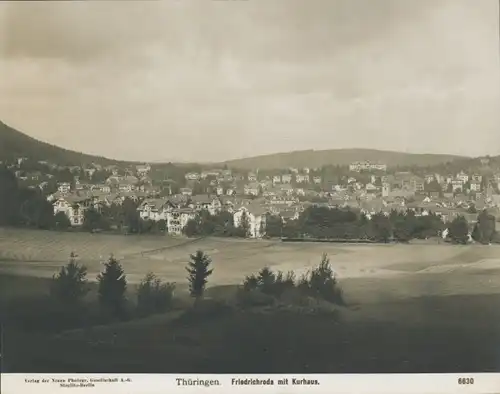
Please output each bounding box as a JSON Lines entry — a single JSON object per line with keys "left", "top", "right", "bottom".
{"left": 447, "top": 215, "right": 469, "bottom": 245}
{"left": 157, "top": 219, "right": 167, "bottom": 233}
{"left": 184, "top": 218, "right": 200, "bottom": 237}
{"left": 50, "top": 252, "right": 89, "bottom": 307}
{"left": 467, "top": 204, "right": 477, "bottom": 214}
{"left": 136, "top": 272, "right": 175, "bottom": 316}
{"left": 472, "top": 210, "right": 496, "bottom": 245}
{"left": 0, "top": 167, "right": 20, "bottom": 225}
{"left": 239, "top": 210, "right": 251, "bottom": 238}
{"left": 256, "top": 267, "right": 277, "bottom": 295}
{"left": 97, "top": 255, "right": 127, "bottom": 316}
{"left": 265, "top": 215, "right": 283, "bottom": 238}
{"left": 18, "top": 188, "right": 54, "bottom": 229}
{"left": 393, "top": 217, "right": 412, "bottom": 243}
{"left": 186, "top": 250, "right": 213, "bottom": 303}
{"left": 370, "top": 213, "right": 393, "bottom": 243}
{"left": 122, "top": 198, "right": 140, "bottom": 233}
{"left": 83, "top": 207, "right": 106, "bottom": 232}
{"left": 54, "top": 211, "right": 71, "bottom": 230}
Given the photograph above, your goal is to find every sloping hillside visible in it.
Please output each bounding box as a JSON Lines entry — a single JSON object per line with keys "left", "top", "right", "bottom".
{"left": 222, "top": 149, "right": 468, "bottom": 170}
{"left": 0, "top": 121, "right": 129, "bottom": 166}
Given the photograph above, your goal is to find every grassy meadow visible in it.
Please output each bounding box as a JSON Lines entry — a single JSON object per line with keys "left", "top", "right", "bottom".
{"left": 1, "top": 227, "right": 500, "bottom": 373}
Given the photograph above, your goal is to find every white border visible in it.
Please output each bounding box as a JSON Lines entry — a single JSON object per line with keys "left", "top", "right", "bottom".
{"left": 2, "top": 373, "right": 500, "bottom": 394}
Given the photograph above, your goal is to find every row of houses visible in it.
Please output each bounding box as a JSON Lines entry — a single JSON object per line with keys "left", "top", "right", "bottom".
{"left": 50, "top": 181, "right": 500, "bottom": 238}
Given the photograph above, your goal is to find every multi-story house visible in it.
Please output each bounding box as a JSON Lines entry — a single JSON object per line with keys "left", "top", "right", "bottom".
{"left": 189, "top": 195, "right": 222, "bottom": 215}
{"left": 53, "top": 195, "right": 93, "bottom": 226}
{"left": 349, "top": 161, "right": 387, "bottom": 172}
{"left": 411, "top": 178, "right": 425, "bottom": 193}
{"left": 471, "top": 174, "right": 483, "bottom": 183}
{"left": 136, "top": 164, "right": 151, "bottom": 177}
{"left": 185, "top": 172, "right": 200, "bottom": 181}
{"left": 451, "top": 180, "right": 464, "bottom": 192}
{"left": 456, "top": 171, "right": 469, "bottom": 183}
{"left": 280, "top": 184, "right": 294, "bottom": 196}
{"left": 365, "top": 183, "right": 378, "bottom": 193}
{"left": 382, "top": 183, "right": 391, "bottom": 197}
{"left": 166, "top": 208, "right": 196, "bottom": 236}
{"left": 371, "top": 163, "right": 387, "bottom": 171}
{"left": 295, "top": 174, "right": 310, "bottom": 183}
{"left": 57, "top": 182, "right": 71, "bottom": 194}
{"left": 313, "top": 176, "right": 322, "bottom": 184}
{"left": 201, "top": 169, "right": 221, "bottom": 179}
{"left": 272, "top": 175, "right": 281, "bottom": 184}
{"left": 91, "top": 184, "right": 111, "bottom": 194}
{"left": 425, "top": 174, "right": 435, "bottom": 183}
{"left": 233, "top": 204, "right": 269, "bottom": 238}
{"left": 180, "top": 187, "right": 193, "bottom": 196}
{"left": 281, "top": 174, "right": 292, "bottom": 184}
{"left": 295, "top": 188, "right": 305, "bottom": 196}
{"left": 247, "top": 172, "right": 257, "bottom": 182}
{"left": 244, "top": 183, "right": 260, "bottom": 196}
{"left": 470, "top": 181, "right": 481, "bottom": 192}
{"left": 84, "top": 168, "right": 96, "bottom": 178}
{"left": 138, "top": 199, "right": 169, "bottom": 222}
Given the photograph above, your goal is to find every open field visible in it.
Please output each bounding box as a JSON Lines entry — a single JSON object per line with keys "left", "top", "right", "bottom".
{"left": 2, "top": 227, "right": 500, "bottom": 372}
{"left": 2, "top": 227, "right": 500, "bottom": 298}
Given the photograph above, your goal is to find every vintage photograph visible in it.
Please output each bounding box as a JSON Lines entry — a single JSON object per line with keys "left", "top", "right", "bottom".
{"left": 0, "top": 0, "right": 499, "bottom": 375}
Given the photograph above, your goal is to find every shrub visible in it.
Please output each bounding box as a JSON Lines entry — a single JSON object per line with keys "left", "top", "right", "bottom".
{"left": 54, "top": 211, "right": 71, "bottom": 230}
{"left": 136, "top": 272, "right": 175, "bottom": 317}
{"left": 174, "top": 299, "right": 234, "bottom": 326}
{"left": 235, "top": 288, "right": 275, "bottom": 309}
{"left": 256, "top": 267, "right": 276, "bottom": 295}
{"left": 238, "top": 254, "right": 345, "bottom": 308}
{"left": 50, "top": 252, "right": 89, "bottom": 308}
{"left": 297, "top": 254, "right": 345, "bottom": 305}
{"left": 242, "top": 274, "right": 259, "bottom": 291}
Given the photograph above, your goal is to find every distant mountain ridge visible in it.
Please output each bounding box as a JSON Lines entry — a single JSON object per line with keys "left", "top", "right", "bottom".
{"left": 0, "top": 120, "right": 471, "bottom": 169}
{"left": 0, "top": 121, "right": 130, "bottom": 166}
{"left": 221, "top": 149, "right": 469, "bottom": 170}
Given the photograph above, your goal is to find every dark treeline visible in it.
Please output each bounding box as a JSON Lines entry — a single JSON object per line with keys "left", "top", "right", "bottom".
{"left": 0, "top": 166, "right": 54, "bottom": 229}
{"left": 266, "top": 206, "right": 445, "bottom": 243}
{"left": 183, "top": 210, "right": 249, "bottom": 238}
{"left": 267, "top": 206, "right": 497, "bottom": 245}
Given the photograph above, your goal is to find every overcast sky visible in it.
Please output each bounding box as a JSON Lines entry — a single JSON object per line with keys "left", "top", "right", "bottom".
{"left": 0, "top": 0, "right": 499, "bottom": 162}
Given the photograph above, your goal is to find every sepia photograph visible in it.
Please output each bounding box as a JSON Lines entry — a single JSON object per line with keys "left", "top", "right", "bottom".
{"left": 0, "top": 0, "right": 500, "bottom": 390}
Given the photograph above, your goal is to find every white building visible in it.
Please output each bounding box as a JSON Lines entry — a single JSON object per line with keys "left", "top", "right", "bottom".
{"left": 456, "top": 171, "right": 469, "bottom": 183}
{"left": 295, "top": 174, "right": 310, "bottom": 183}
{"left": 167, "top": 209, "right": 196, "bottom": 235}
{"left": 189, "top": 195, "right": 222, "bottom": 215}
{"left": 470, "top": 182, "right": 481, "bottom": 192}
{"left": 244, "top": 183, "right": 260, "bottom": 196}
{"left": 136, "top": 164, "right": 151, "bottom": 176}
{"left": 233, "top": 205, "right": 268, "bottom": 238}
{"left": 247, "top": 172, "right": 257, "bottom": 182}
{"left": 57, "top": 182, "right": 71, "bottom": 194}
{"left": 185, "top": 172, "right": 201, "bottom": 181}
{"left": 53, "top": 196, "right": 93, "bottom": 226}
